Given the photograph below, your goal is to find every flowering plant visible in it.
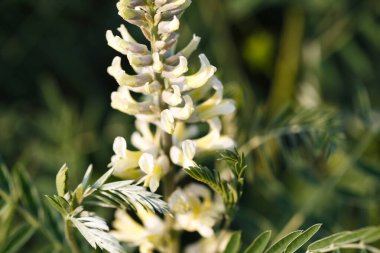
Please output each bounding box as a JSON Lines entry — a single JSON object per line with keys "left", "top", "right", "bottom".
{"left": 1, "top": 1, "right": 379, "bottom": 253}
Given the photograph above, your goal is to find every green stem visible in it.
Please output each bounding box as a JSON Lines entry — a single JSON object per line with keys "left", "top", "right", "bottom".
{"left": 64, "top": 219, "right": 81, "bottom": 253}
{"left": 266, "top": 6, "right": 305, "bottom": 116}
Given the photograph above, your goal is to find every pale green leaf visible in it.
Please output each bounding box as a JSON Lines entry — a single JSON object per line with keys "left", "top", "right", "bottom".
{"left": 265, "top": 230, "right": 303, "bottom": 253}
{"left": 224, "top": 231, "right": 241, "bottom": 253}
{"left": 245, "top": 230, "right": 272, "bottom": 253}
{"left": 56, "top": 164, "right": 68, "bottom": 197}
{"left": 285, "top": 224, "right": 321, "bottom": 253}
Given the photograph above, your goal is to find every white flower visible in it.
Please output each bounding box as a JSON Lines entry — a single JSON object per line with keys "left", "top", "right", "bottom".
{"left": 138, "top": 153, "right": 169, "bottom": 192}
{"left": 170, "top": 140, "right": 196, "bottom": 168}
{"left": 131, "top": 120, "right": 161, "bottom": 155}
{"left": 109, "top": 136, "right": 142, "bottom": 178}
{"left": 111, "top": 205, "right": 165, "bottom": 252}
{"left": 169, "top": 183, "right": 224, "bottom": 237}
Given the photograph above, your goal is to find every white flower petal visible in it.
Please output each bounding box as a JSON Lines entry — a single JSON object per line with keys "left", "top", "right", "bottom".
{"left": 185, "top": 54, "right": 216, "bottom": 89}
{"left": 182, "top": 140, "right": 196, "bottom": 160}
{"left": 111, "top": 87, "right": 154, "bottom": 115}
{"left": 162, "top": 85, "right": 183, "bottom": 106}
{"left": 139, "top": 153, "right": 155, "bottom": 174}
{"left": 113, "top": 136, "right": 127, "bottom": 157}
{"left": 157, "top": 0, "right": 186, "bottom": 13}
{"left": 161, "top": 109, "right": 175, "bottom": 134}
{"left": 162, "top": 56, "right": 188, "bottom": 79}
{"left": 158, "top": 16, "right": 179, "bottom": 34}
{"left": 170, "top": 95, "right": 194, "bottom": 120}
{"left": 198, "top": 225, "right": 214, "bottom": 238}
{"left": 149, "top": 176, "right": 160, "bottom": 192}
{"left": 170, "top": 146, "right": 184, "bottom": 166}
{"left": 107, "top": 57, "right": 152, "bottom": 87}
{"left": 153, "top": 52, "right": 163, "bottom": 73}
{"left": 196, "top": 99, "right": 236, "bottom": 120}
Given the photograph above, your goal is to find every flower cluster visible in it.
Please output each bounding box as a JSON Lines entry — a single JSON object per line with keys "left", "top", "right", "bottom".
{"left": 106, "top": 0, "right": 236, "bottom": 252}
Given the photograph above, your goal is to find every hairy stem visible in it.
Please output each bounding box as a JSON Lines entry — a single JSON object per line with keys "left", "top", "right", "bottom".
{"left": 64, "top": 219, "right": 81, "bottom": 253}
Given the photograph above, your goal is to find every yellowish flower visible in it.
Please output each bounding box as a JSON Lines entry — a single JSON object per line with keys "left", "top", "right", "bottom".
{"left": 111, "top": 205, "right": 165, "bottom": 253}
{"left": 169, "top": 183, "right": 224, "bottom": 237}
{"left": 109, "top": 136, "right": 142, "bottom": 178}
{"left": 138, "top": 153, "right": 169, "bottom": 192}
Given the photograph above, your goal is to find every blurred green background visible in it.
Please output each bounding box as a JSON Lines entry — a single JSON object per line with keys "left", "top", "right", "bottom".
{"left": 1, "top": 0, "right": 380, "bottom": 251}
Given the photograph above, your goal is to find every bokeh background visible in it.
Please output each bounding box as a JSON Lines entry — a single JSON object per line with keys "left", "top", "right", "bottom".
{"left": 1, "top": 0, "right": 380, "bottom": 251}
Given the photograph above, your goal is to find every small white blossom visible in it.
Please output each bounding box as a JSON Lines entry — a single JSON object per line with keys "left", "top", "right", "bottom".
{"left": 169, "top": 184, "right": 224, "bottom": 237}
{"left": 138, "top": 153, "right": 169, "bottom": 192}
{"left": 170, "top": 140, "right": 196, "bottom": 168}
{"left": 109, "top": 136, "right": 142, "bottom": 178}
{"left": 111, "top": 205, "right": 165, "bottom": 253}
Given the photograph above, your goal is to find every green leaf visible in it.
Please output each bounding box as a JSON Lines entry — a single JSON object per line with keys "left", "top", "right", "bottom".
{"left": 14, "top": 168, "right": 42, "bottom": 218}
{"left": 363, "top": 227, "right": 380, "bottom": 243}
{"left": 0, "top": 165, "right": 12, "bottom": 194}
{"left": 332, "top": 227, "right": 375, "bottom": 245}
{"left": 307, "top": 231, "right": 349, "bottom": 251}
{"left": 81, "top": 164, "right": 93, "bottom": 189}
{"left": 244, "top": 230, "right": 272, "bottom": 253}
{"left": 45, "top": 195, "right": 68, "bottom": 216}
{"left": 285, "top": 224, "right": 321, "bottom": 253}
{"left": 265, "top": 230, "right": 303, "bottom": 253}
{"left": 56, "top": 164, "right": 68, "bottom": 197}
{"left": 71, "top": 215, "right": 125, "bottom": 253}
{"left": 224, "top": 231, "right": 241, "bottom": 253}
{"left": 91, "top": 168, "right": 114, "bottom": 189}
{"left": 1, "top": 223, "right": 36, "bottom": 253}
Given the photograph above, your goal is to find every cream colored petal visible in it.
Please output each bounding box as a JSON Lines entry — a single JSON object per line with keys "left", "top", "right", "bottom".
{"left": 111, "top": 209, "right": 146, "bottom": 243}
{"left": 158, "top": 16, "right": 179, "bottom": 34}
{"left": 198, "top": 225, "right": 214, "bottom": 238}
{"left": 117, "top": 24, "right": 136, "bottom": 43}
{"left": 169, "top": 188, "right": 190, "bottom": 213}
{"left": 163, "top": 56, "right": 188, "bottom": 79}
{"left": 157, "top": 0, "right": 186, "bottom": 13}
{"left": 139, "top": 153, "right": 155, "bottom": 174}
{"left": 185, "top": 54, "right": 216, "bottom": 89}
{"left": 106, "top": 30, "right": 147, "bottom": 54}
{"left": 195, "top": 99, "right": 235, "bottom": 120}
{"left": 170, "top": 95, "right": 194, "bottom": 120}
{"left": 107, "top": 57, "right": 152, "bottom": 87}
{"left": 149, "top": 175, "right": 160, "bottom": 192}
{"left": 157, "top": 155, "right": 170, "bottom": 174}
{"left": 167, "top": 34, "right": 201, "bottom": 64}
{"left": 113, "top": 136, "right": 127, "bottom": 157}
{"left": 182, "top": 140, "right": 196, "bottom": 160}
{"left": 152, "top": 52, "right": 163, "bottom": 73}
{"left": 111, "top": 86, "right": 155, "bottom": 115}
{"left": 170, "top": 145, "right": 184, "bottom": 166}
{"left": 160, "top": 109, "right": 175, "bottom": 134}
{"left": 162, "top": 85, "right": 183, "bottom": 106}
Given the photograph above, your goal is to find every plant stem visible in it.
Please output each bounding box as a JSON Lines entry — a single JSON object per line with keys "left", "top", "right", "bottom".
{"left": 64, "top": 219, "right": 81, "bottom": 253}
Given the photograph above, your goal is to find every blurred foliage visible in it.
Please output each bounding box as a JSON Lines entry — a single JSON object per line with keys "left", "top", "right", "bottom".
{"left": 1, "top": 0, "right": 380, "bottom": 252}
